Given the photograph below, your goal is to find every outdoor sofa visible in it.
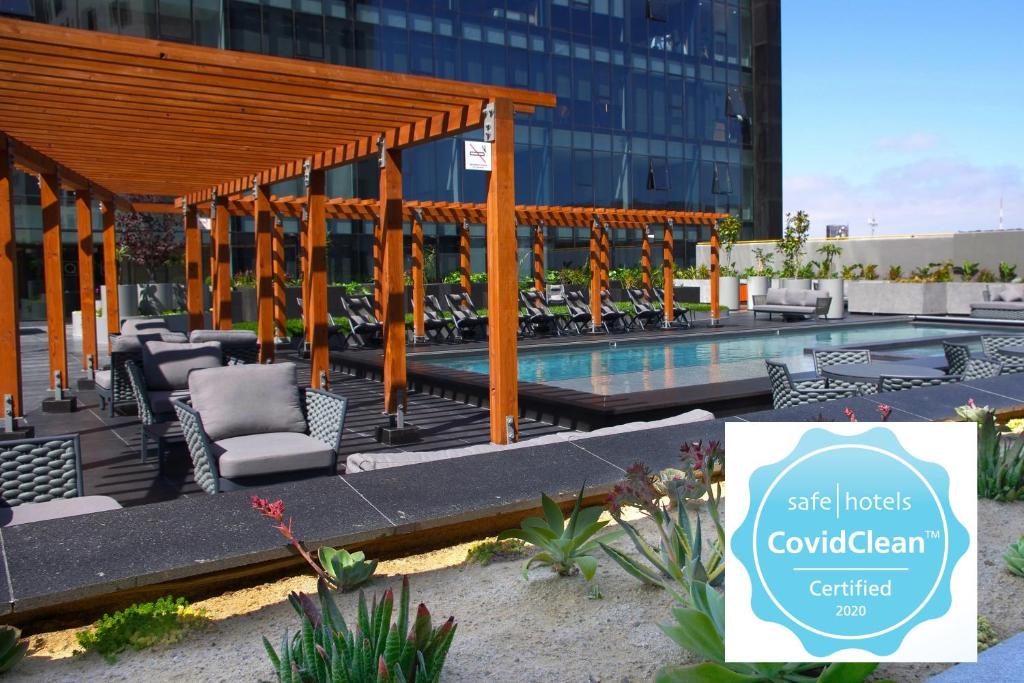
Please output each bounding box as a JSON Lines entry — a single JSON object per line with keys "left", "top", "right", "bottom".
{"left": 970, "top": 284, "right": 1024, "bottom": 320}
{"left": 751, "top": 288, "right": 831, "bottom": 321}
{"left": 345, "top": 408, "right": 714, "bottom": 472}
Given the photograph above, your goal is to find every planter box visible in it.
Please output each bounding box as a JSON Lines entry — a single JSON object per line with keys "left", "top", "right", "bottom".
{"left": 847, "top": 281, "right": 948, "bottom": 315}
{"left": 719, "top": 276, "right": 740, "bottom": 310}
{"left": 819, "top": 278, "right": 845, "bottom": 319}
{"left": 746, "top": 275, "right": 770, "bottom": 308}
{"left": 945, "top": 282, "right": 993, "bottom": 315}
{"left": 784, "top": 278, "right": 812, "bottom": 290}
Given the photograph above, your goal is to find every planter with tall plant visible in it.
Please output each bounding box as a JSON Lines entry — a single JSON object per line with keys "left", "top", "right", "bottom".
{"left": 779, "top": 210, "right": 811, "bottom": 290}
{"left": 814, "top": 242, "right": 845, "bottom": 319}
{"left": 745, "top": 247, "right": 774, "bottom": 307}
{"left": 715, "top": 214, "right": 742, "bottom": 310}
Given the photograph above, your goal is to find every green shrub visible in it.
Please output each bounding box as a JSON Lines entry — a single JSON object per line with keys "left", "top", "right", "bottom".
{"left": 978, "top": 615, "right": 1000, "bottom": 651}
{"left": 76, "top": 596, "right": 207, "bottom": 663}
{"left": 465, "top": 538, "right": 528, "bottom": 566}
{"left": 998, "top": 262, "right": 1018, "bottom": 283}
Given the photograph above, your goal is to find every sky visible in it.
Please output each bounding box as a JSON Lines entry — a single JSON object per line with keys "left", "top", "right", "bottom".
{"left": 781, "top": 1, "right": 1024, "bottom": 235}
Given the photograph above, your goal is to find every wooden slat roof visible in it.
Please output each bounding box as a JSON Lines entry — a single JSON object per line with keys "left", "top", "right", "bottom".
{"left": 206, "top": 197, "right": 725, "bottom": 227}
{"left": 0, "top": 18, "right": 554, "bottom": 203}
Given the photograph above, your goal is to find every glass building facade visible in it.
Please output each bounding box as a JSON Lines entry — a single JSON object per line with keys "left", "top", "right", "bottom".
{"left": 7, "top": 0, "right": 781, "bottom": 316}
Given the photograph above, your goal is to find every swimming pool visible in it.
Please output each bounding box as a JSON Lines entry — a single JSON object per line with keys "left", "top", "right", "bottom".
{"left": 417, "top": 322, "right": 1014, "bottom": 396}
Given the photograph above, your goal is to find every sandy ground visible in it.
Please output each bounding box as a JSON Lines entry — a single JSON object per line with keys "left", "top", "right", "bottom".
{"left": 9, "top": 500, "right": 1024, "bottom": 683}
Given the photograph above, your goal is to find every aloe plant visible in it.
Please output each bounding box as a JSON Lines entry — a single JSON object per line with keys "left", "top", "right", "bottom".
{"left": 318, "top": 547, "right": 377, "bottom": 592}
{"left": 957, "top": 403, "right": 1024, "bottom": 501}
{"left": 497, "top": 485, "right": 615, "bottom": 580}
{"left": 1006, "top": 536, "right": 1024, "bottom": 577}
{"left": 0, "top": 626, "right": 27, "bottom": 674}
{"left": 264, "top": 577, "right": 456, "bottom": 683}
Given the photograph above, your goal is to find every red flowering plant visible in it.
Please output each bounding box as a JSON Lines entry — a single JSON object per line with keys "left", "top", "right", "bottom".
{"left": 115, "top": 210, "right": 183, "bottom": 282}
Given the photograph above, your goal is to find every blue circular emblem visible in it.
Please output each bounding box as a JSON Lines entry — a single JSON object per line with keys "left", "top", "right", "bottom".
{"left": 732, "top": 428, "right": 969, "bottom": 656}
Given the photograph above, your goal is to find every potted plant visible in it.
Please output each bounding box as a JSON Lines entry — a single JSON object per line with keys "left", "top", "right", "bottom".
{"left": 780, "top": 210, "right": 811, "bottom": 289}
{"left": 715, "top": 214, "right": 742, "bottom": 310}
{"left": 116, "top": 210, "right": 184, "bottom": 317}
{"left": 814, "top": 242, "right": 844, "bottom": 319}
{"left": 746, "top": 247, "right": 774, "bottom": 308}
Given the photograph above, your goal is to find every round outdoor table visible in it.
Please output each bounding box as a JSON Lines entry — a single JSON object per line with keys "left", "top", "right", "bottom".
{"left": 821, "top": 362, "right": 946, "bottom": 385}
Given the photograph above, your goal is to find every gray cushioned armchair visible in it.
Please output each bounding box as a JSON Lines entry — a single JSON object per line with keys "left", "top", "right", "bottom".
{"left": 172, "top": 363, "right": 347, "bottom": 494}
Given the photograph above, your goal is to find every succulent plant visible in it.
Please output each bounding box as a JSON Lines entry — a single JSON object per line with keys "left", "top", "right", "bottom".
{"left": 1006, "top": 536, "right": 1024, "bottom": 578}
{"left": 0, "top": 625, "right": 27, "bottom": 673}
{"left": 264, "top": 576, "right": 456, "bottom": 683}
{"left": 317, "top": 547, "right": 377, "bottom": 592}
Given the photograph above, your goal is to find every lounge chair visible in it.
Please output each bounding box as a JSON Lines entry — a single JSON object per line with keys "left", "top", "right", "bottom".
{"left": 599, "top": 290, "right": 631, "bottom": 331}
{"left": 980, "top": 335, "right": 1024, "bottom": 374}
{"left": 564, "top": 290, "right": 603, "bottom": 334}
{"left": 0, "top": 434, "right": 121, "bottom": 527}
{"left": 120, "top": 317, "right": 171, "bottom": 335}
{"left": 295, "top": 297, "right": 346, "bottom": 352}
{"left": 970, "top": 284, "right": 1024, "bottom": 320}
{"left": 519, "top": 289, "right": 564, "bottom": 336}
{"left": 421, "top": 295, "right": 457, "bottom": 342}
{"left": 766, "top": 359, "right": 861, "bottom": 409}
{"left": 173, "top": 363, "right": 347, "bottom": 493}
{"left": 126, "top": 340, "right": 223, "bottom": 460}
{"left": 445, "top": 292, "right": 488, "bottom": 341}
{"left": 545, "top": 284, "right": 566, "bottom": 306}
{"left": 339, "top": 295, "right": 383, "bottom": 347}
{"left": 626, "top": 288, "right": 664, "bottom": 329}
{"left": 652, "top": 287, "right": 692, "bottom": 327}
{"left": 189, "top": 329, "right": 259, "bottom": 364}
{"left": 877, "top": 374, "right": 961, "bottom": 393}
{"left": 96, "top": 331, "right": 186, "bottom": 416}
{"left": 942, "top": 341, "right": 972, "bottom": 375}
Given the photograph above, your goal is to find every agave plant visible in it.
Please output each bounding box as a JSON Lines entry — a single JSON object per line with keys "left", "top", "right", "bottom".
{"left": 956, "top": 402, "right": 1024, "bottom": 501}
{"left": 264, "top": 577, "right": 456, "bottom": 683}
{"left": 497, "top": 485, "right": 615, "bottom": 580}
{"left": 0, "top": 626, "right": 26, "bottom": 674}
{"left": 1006, "top": 536, "right": 1024, "bottom": 577}
{"left": 318, "top": 547, "right": 377, "bottom": 592}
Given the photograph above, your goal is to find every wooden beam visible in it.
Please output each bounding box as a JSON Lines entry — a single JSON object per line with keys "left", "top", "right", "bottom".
{"left": 532, "top": 224, "right": 545, "bottom": 291}
{"left": 485, "top": 99, "right": 519, "bottom": 444}
{"left": 74, "top": 189, "right": 97, "bottom": 375}
{"left": 589, "top": 220, "right": 602, "bottom": 331}
{"left": 663, "top": 223, "right": 674, "bottom": 325}
{"left": 39, "top": 171, "right": 67, "bottom": 391}
{"left": 183, "top": 204, "right": 204, "bottom": 333}
{"left": 641, "top": 227, "right": 652, "bottom": 289}
{"left": 459, "top": 219, "right": 471, "bottom": 292}
{"left": 272, "top": 216, "right": 287, "bottom": 341}
{"left": 213, "top": 194, "right": 232, "bottom": 330}
{"left": 710, "top": 224, "right": 721, "bottom": 324}
{"left": 411, "top": 214, "right": 425, "bottom": 340}
{"left": 0, "top": 134, "right": 22, "bottom": 417}
{"left": 306, "top": 169, "right": 329, "bottom": 389}
{"left": 101, "top": 201, "right": 118, "bottom": 338}
{"left": 379, "top": 148, "right": 406, "bottom": 414}
{"left": 254, "top": 183, "right": 275, "bottom": 362}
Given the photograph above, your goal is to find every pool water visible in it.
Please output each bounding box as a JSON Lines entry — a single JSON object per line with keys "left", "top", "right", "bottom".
{"left": 418, "top": 323, "right": 1009, "bottom": 396}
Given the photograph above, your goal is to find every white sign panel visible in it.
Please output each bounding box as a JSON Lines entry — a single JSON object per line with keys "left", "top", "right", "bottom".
{"left": 464, "top": 141, "right": 492, "bottom": 171}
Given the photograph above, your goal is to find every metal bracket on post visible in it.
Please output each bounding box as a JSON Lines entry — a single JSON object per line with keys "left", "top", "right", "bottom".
{"left": 377, "top": 134, "right": 388, "bottom": 169}
{"left": 396, "top": 402, "right": 405, "bottom": 429}
{"left": 412, "top": 208, "right": 424, "bottom": 224}
{"left": 87, "top": 354, "right": 95, "bottom": 380}
{"left": 302, "top": 159, "right": 312, "bottom": 189}
{"left": 318, "top": 370, "right": 328, "bottom": 390}
{"left": 483, "top": 102, "right": 496, "bottom": 142}
{"left": 53, "top": 370, "right": 62, "bottom": 401}
{"left": 251, "top": 175, "right": 260, "bottom": 201}
{"left": 3, "top": 395, "right": 13, "bottom": 433}
{"left": 301, "top": 205, "right": 309, "bottom": 225}
{"left": 505, "top": 415, "right": 517, "bottom": 443}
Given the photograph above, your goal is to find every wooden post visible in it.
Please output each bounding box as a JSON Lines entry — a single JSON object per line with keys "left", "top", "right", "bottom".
{"left": 599, "top": 222, "right": 610, "bottom": 290}
{"left": 74, "top": 189, "right": 97, "bottom": 375}
{"left": 213, "top": 194, "right": 232, "bottom": 330}
{"left": 254, "top": 183, "right": 275, "bottom": 362}
{"left": 379, "top": 147, "right": 406, "bottom": 414}
{"left": 459, "top": 219, "right": 471, "bottom": 292}
{"left": 710, "top": 223, "right": 721, "bottom": 326}
{"left": 641, "top": 226, "right": 652, "bottom": 289}
{"left": 372, "top": 217, "right": 382, "bottom": 320}
{"left": 411, "top": 211, "right": 426, "bottom": 340}
{"left": 272, "top": 216, "right": 288, "bottom": 340}
{"left": 485, "top": 99, "right": 519, "bottom": 444}
{"left": 532, "top": 223, "right": 545, "bottom": 291}
{"left": 300, "top": 218, "right": 311, "bottom": 346}
{"left": 101, "top": 201, "right": 118, "bottom": 339}
{"left": 306, "top": 166, "right": 329, "bottom": 388}
{"left": 209, "top": 200, "right": 218, "bottom": 328}
{"left": 662, "top": 221, "right": 674, "bottom": 326}
{"left": 0, "top": 135, "right": 23, "bottom": 417}
{"left": 183, "top": 204, "right": 204, "bottom": 333}
{"left": 39, "top": 171, "right": 67, "bottom": 392}
{"left": 588, "top": 219, "right": 603, "bottom": 331}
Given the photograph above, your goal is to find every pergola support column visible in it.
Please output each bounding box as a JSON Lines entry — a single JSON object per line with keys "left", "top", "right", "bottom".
{"left": 661, "top": 220, "right": 675, "bottom": 329}
{"left": 183, "top": 204, "right": 204, "bottom": 333}
{"left": 379, "top": 147, "right": 407, "bottom": 415}
{"left": 411, "top": 210, "right": 426, "bottom": 342}
{"left": 532, "top": 223, "right": 545, "bottom": 291}
{"left": 599, "top": 221, "right": 610, "bottom": 290}
{"left": 101, "top": 202, "right": 119, "bottom": 342}
{"left": 588, "top": 218, "right": 603, "bottom": 333}
{"left": 0, "top": 134, "right": 23, "bottom": 420}
{"left": 459, "top": 219, "right": 471, "bottom": 292}
{"left": 300, "top": 215, "right": 311, "bottom": 355}
{"left": 485, "top": 99, "right": 519, "bottom": 444}
{"left": 710, "top": 224, "right": 721, "bottom": 327}
{"left": 74, "top": 189, "right": 97, "bottom": 385}
{"left": 39, "top": 171, "right": 70, "bottom": 405}
{"left": 213, "top": 193, "right": 232, "bottom": 330}
{"left": 254, "top": 182, "right": 275, "bottom": 362}
{"left": 272, "top": 217, "right": 288, "bottom": 341}
{"left": 372, "top": 216, "right": 383, "bottom": 320}
{"left": 306, "top": 165, "right": 329, "bottom": 389}
{"left": 641, "top": 226, "right": 652, "bottom": 289}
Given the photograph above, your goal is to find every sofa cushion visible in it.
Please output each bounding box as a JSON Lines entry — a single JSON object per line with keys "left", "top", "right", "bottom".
{"left": 188, "top": 362, "right": 307, "bottom": 442}
{"left": 995, "top": 284, "right": 1024, "bottom": 302}
{"left": 0, "top": 495, "right": 122, "bottom": 527}
{"left": 765, "top": 289, "right": 786, "bottom": 305}
{"left": 121, "top": 317, "right": 169, "bottom": 335}
{"left": 212, "top": 432, "right": 333, "bottom": 478}
{"left": 142, "top": 341, "right": 222, "bottom": 391}
{"left": 150, "top": 389, "right": 190, "bottom": 415}
{"left": 111, "top": 332, "right": 187, "bottom": 354}
{"left": 189, "top": 329, "right": 259, "bottom": 345}
{"left": 94, "top": 369, "right": 111, "bottom": 390}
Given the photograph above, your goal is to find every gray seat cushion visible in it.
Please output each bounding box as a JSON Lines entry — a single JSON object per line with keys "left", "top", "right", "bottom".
{"left": 188, "top": 362, "right": 307, "bottom": 442}
{"left": 121, "top": 317, "right": 169, "bottom": 335}
{"left": 94, "top": 369, "right": 111, "bottom": 390}
{"left": 754, "top": 304, "right": 814, "bottom": 314}
{"left": 150, "top": 389, "right": 190, "bottom": 415}
{"left": 0, "top": 495, "right": 122, "bottom": 527}
{"left": 142, "top": 341, "right": 223, "bottom": 391}
{"left": 189, "top": 329, "right": 258, "bottom": 344}
{"left": 212, "top": 432, "right": 333, "bottom": 478}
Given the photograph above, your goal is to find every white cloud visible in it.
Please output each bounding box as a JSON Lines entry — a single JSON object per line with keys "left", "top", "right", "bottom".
{"left": 873, "top": 132, "right": 940, "bottom": 153}
{"left": 784, "top": 158, "right": 1022, "bottom": 235}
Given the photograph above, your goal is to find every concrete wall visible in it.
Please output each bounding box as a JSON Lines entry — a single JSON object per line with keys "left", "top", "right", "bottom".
{"left": 696, "top": 229, "right": 1024, "bottom": 275}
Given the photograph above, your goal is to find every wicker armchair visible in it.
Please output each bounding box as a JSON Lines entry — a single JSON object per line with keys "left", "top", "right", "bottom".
{"left": 766, "top": 359, "right": 861, "bottom": 409}
{"left": 962, "top": 357, "right": 1003, "bottom": 380}
{"left": 980, "top": 336, "right": 1024, "bottom": 374}
{"left": 0, "top": 434, "right": 121, "bottom": 526}
{"left": 811, "top": 349, "right": 877, "bottom": 394}
{"left": 173, "top": 387, "right": 347, "bottom": 494}
{"left": 942, "top": 341, "right": 972, "bottom": 375}
{"left": 877, "top": 374, "right": 961, "bottom": 393}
